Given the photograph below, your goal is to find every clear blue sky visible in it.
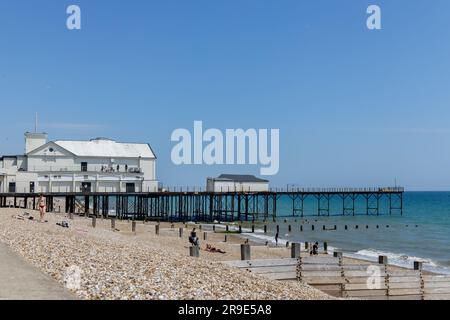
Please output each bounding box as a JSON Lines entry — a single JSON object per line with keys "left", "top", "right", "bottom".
{"left": 0, "top": 0, "right": 449, "bottom": 190}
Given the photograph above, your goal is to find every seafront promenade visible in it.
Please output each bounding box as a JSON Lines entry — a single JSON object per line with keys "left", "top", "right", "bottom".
{"left": 0, "top": 242, "right": 75, "bottom": 300}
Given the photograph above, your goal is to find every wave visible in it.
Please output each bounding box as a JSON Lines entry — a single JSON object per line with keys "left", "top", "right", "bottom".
{"left": 345, "top": 248, "right": 450, "bottom": 275}
{"left": 201, "top": 223, "right": 450, "bottom": 275}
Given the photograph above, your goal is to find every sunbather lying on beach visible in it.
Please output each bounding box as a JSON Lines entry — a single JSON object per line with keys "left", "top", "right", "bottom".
{"left": 12, "top": 214, "right": 35, "bottom": 221}
{"left": 205, "top": 244, "right": 226, "bottom": 254}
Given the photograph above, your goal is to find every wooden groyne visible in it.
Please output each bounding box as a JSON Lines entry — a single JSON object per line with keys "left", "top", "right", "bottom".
{"left": 224, "top": 245, "right": 450, "bottom": 300}
{"left": 0, "top": 187, "right": 404, "bottom": 222}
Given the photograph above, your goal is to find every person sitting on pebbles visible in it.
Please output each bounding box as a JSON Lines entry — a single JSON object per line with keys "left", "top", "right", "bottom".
{"left": 189, "top": 228, "right": 199, "bottom": 246}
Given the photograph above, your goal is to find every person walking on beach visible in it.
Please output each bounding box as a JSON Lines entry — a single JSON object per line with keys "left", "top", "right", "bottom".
{"left": 38, "top": 194, "right": 46, "bottom": 222}
{"left": 275, "top": 232, "right": 279, "bottom": 246}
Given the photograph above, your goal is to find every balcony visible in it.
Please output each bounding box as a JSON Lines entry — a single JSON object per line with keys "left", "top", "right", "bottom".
{"left": 28, "top": 165, "right": 144, "bottom": 174}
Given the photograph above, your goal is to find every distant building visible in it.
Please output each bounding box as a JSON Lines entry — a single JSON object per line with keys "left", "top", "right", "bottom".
{"left": 0, "top": 132, "right": 158, "bottom": 193}
{"left": 206, "top": 174, "right": 269, "bottom": 192}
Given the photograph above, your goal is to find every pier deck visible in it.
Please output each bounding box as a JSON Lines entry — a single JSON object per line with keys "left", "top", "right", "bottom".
{"left": 0, "top": 187, "right": 404, "bottom": 222}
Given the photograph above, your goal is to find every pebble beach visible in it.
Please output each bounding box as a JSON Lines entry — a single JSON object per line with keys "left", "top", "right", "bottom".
{"left": 0, "top": 208, "right": 331, "bottom": 300}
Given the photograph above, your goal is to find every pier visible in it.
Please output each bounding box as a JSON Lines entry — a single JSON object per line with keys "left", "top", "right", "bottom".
{"left": 0, "top": 187, "right": 404, "bottom": 222}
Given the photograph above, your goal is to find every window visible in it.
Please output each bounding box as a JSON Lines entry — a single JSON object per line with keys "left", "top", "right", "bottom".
{"left": 81, "top": 162, "right": 88, "bottom": 172}
{"left": 8, "top": 182, "right": 16, "bottom": 193}
{"left": 126, "top": 183, "right": 135, "bottom": 193}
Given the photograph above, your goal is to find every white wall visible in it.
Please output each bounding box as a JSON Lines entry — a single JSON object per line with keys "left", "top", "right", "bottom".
{"left": 210, "top": 181, "right": 269, "bottom": 192}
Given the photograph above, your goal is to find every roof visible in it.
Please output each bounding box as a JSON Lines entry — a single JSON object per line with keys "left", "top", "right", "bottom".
{"left": 214, "top": 174, "right": 269, "bottom": 183}
{"left": 53, "top": 139, "right": 156, "bottom": 158}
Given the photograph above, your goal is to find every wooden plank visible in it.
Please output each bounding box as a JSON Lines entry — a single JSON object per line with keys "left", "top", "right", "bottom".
{"left": 422, "top": 275, "right": 450, "bottom": 282}
{"left": 362, "top": 296, "right": 390, "bottom": 301}
{"left": 423, "top": 293, "right": 450, "bottom": 300}
{"left": 344, "top": 276, "right": 386, "bottom": 284}
{"left": 300, "top": 257, "right": 340, "bottom": 265}
{"left": 344, "top": 283, "right": 388, "bottom": 291}
{"left": 246, "top": 266, "right": 296, "bottom": 274}
{"left": 310, "top": 284, "right": 343, "bottom": 292}
{"left": 299, "top": 270, "right": 341, "bottom": 277}
{"left": 224, "top": 259, "right": 298, "bottom": 268}
{"left": 424, "top": 281, "right": 450, "bottom": 289}
{"left": 388, "top": 270, "right": 421, "bottom": 277}
{"left": 343, "top": 289, "right": 387, "bottom": 298}
{"left": 388, "top": 276, "right": 420, "bottom": 283}
{"left": 424, "top": 287, "right": 450, "bottom": 295}
{"left": 389, "top": 288, "right": 422, "bottom": 296}
{"left": 261, "top": 272, "right": 298, "bottom": 281}
{"left": 300, "top": 277, "right": 345, "bottom": 285}
{"left": 344, "top": 270, "right": 387, "bottom": 277}
{"left": 300, "top": 265, "right": 342, "bottom": 271}
{"left": 300, "top": 264, "right": 369, "bottom": 271}
{"left": 387, "top": 295, "right": 422, "bottom": 301}
{"left": 388, "top": 282, "right": 421, "bottom": 290}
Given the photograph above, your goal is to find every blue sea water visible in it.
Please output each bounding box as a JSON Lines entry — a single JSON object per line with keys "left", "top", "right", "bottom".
{"left": 241, "top": 192, "right": 450, "bottom": 275}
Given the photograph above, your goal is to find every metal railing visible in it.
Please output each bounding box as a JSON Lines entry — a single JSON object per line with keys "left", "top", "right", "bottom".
{"left": 27, "top": 165, "right": 143, "bottom": 174}
{"left": 159, "top": 186, "right": 405, "bottom": 193}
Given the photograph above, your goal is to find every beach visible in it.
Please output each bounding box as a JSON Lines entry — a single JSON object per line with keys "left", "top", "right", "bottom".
{"left": 0, "top": 208, "right": 331, "bottom": 300}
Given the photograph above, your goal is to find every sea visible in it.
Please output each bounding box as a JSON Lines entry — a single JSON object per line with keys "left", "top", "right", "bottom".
{"left": 238, "top": 192, "right": 450, "bottom": 275}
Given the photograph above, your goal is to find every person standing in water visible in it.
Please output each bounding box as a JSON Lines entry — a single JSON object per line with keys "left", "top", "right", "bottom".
{"left": 275, "top": 232, "right": 279, "bottom": 246}
{"left": 38, "top": 194, "right": 46, "bottom": 222}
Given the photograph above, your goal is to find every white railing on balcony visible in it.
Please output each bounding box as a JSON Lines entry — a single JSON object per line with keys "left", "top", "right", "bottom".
{"left": 28, "top": 165, "right": 143, "bottom": 174}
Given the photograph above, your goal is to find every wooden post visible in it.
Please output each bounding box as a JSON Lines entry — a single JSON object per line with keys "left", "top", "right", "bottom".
{"left": 203, "top": 232, "right": 207, "bottom": 241}
{"left": 190, "top": 245, "right": 200, "bottom": 258}
{"left": 291, "top": 243, "right": 301, "bottom": 258}
{"left": 414, "top": 261, "right": 423, "bottom": 271}
{"left": 155, "top": 224, "right": 160, "bottom": 235}
{"left": 323, "top": 225, "right": 326, "bottom": 231}
{"left": 92, "top": 216, "right": 96, "bottom": 228}
{"left": 288, "top": 225, "right": 292, "bottom": 232}
{"left": 111, "top": 218, "right": 116, "bottom": 229}
{"left": 378, "top": 255, "right": 388, "bottom": 265}
{"left": 312, "top": 225, "right": 315, "bottom": 231}
{"left": 239, "top": 225, "right": 242, "bottom": 233}
{"left": 264, "top": 225, "right": 267, "bottom": 233}
{"left": 224, "top": 235, "right": 228, "bottom": 242}
{"left": 251, "top": 224, "right": 255, "bottom": 233}
{"left": 324, "top": 242, "right": 328, "bottom": 253}
{"left": 300, "top": 225, "right": 303, "bottom": 232}
{"left": 132, "top": 221, "right": 136, "bottom": 233}
{"left": 179, "top": 228, "right": 184, "bottom": 238}
{"left": 226, "top": 225, "right": 229, "bottom": 232}
{"left": 241, "top": 244, "right": 251, "bottom": 261}
{"left": 345, "top": 225, "right": 348, "bottom": 230}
